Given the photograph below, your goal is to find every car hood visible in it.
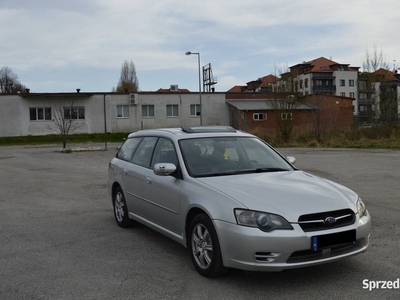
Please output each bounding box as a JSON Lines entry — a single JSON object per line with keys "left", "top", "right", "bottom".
{"left": 197, "top": 171, "right": 357, "bottom": 222}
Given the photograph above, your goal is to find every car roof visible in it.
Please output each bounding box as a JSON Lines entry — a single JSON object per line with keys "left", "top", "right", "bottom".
{"left": 127, "top": 126, "right": 254, "bottom": 140}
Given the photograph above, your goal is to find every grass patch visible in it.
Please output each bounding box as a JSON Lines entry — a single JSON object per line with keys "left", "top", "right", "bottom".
{"left": 0, "top": 132, "right": 130, "bottom": 147}
{"left": 1, "top": 128, "right": 400, "bottom": 149}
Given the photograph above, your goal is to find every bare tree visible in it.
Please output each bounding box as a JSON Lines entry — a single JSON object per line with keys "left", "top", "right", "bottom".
{"left": 113, "top": 60, "right": 139, "bottom": 93}
{"left": 272, "top": 63, "right": 289, "bottom": 78}
{"left": 47, "top": 100, "right": 85, "bottom": 148}
{"left": 269, "top": 93, "right": 298, "bottom": 143}
{"left": 0, "top": 66, "right": 28, "bottom": 93}
{"left": 377, "top": 82, "right": 399, "bottom": 136}
{"left": 360, "top": 46, "right": 398, "bottom": 132}
{"left": 362, "top": 44, "right": 389, "bottom": 72}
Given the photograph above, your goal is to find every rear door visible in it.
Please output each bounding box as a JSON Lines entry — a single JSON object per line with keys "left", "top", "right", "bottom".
{"left": 122, "top": 137, "right": 158, "bottom": 216}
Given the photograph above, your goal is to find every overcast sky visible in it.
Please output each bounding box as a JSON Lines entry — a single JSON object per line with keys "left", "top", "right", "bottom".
{"left": 1, "top": 0, "right": 399, "bottom": 93}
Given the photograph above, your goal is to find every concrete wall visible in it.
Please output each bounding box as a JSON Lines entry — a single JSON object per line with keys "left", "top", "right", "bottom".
{"left": 0, "top": 92, "right": 229, "bottom": 137}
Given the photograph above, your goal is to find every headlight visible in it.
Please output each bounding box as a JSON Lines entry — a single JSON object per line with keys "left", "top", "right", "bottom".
{"left": 234, "top": 209, "right": 293, "bottom": 232}
{"left": 356, "top": 197, "right": 367, "bottom": 217}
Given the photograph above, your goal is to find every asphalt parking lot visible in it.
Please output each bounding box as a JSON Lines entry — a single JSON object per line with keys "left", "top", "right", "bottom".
{"left": 0, "top": 144, "right": 399, "bottom": 300}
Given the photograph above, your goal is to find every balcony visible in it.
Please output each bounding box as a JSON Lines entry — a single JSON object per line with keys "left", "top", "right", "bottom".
{"left": 358, "top": 97, "right": 375, "bottom": 105}
{"left": 311, "top": 73, "right": 334, "bottom": 79}
{"left": 312, "top": 86, "right": 336, "bottom": 93}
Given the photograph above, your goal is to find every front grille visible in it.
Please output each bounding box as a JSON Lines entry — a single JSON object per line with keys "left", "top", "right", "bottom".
{"left": 287, "top": 239, "right": 363, "bottom": 264}
{"left": 298, "top": 209, "right": 355, "bottom": 232}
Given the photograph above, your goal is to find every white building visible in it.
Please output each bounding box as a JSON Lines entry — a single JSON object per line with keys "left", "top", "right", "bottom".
{"left": 0, "top": 90, "right": 229, "bottom": 137}
{"left": 275, "top": 57, "right": 359, "bottom": 114}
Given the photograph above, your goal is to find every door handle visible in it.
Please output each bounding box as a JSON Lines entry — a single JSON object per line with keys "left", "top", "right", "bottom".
{"left": 146, "top": 177, "right": 152, "bottom": 184}
{"left": 123, "top": 169, "right": 128, "bottom": 175}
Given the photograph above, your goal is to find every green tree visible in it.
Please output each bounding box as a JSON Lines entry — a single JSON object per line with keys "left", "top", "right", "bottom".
{"left": 113, "top": 60, "right": 139, "bottom": 93}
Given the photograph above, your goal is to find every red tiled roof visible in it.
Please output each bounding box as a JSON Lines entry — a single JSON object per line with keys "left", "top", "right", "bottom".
{"left": 291, "top": 57, "right": 357, "bottom": 73}
{"left": 227, "top": 85, "right": 246, "bottom": 93}
{"left": 374, "top": 68, "right": 400, "bottom": 82}
{"left": 259, "top": 74, "right": 279, "bottom": 87}
{"left": 306, "top": 57, "right": 338, "bottom": 73}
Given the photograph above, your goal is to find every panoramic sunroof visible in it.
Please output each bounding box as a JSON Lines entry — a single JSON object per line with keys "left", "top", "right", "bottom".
{"left": 181, "top": 126, "right": 237, "bottom": 133}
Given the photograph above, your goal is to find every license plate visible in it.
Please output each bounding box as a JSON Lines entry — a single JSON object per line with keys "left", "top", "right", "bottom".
{"left": 312, "top": 230, "right": 356, "bottom": 251}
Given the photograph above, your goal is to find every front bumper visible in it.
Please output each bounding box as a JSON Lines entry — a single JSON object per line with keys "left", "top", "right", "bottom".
{"left": 215, "top": 211, "right": 371, "bottom": 272}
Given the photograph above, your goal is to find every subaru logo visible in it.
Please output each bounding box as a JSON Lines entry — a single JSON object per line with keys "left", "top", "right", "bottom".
{"left": 324, "top": 216, "right": 336, "bottom": 225}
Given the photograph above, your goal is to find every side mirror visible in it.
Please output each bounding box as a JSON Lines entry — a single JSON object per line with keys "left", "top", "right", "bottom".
{"left": 286, "top": 156, "right": 296, "bottom": 165}
{"left": 153, "top": 163, "right": 177, "bottom": 176}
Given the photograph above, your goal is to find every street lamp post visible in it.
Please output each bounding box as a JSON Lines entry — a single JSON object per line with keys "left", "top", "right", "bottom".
{"left": 185, "top": 51, "right": 202, "bottom": 125}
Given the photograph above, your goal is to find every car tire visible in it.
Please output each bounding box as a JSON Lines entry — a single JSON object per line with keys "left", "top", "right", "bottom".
{"left": 189, "top": 214, "right": 228, "bottom": 277}
{"left": 113, "top": 186, "right": 133, "bottom": 228}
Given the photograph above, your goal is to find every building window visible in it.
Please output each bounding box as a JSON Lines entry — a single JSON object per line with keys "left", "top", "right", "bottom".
{"left": 340, "top": 79, "right": 345, "bottom": 86}
{"left": 29, "top": 107, "right": 51, "bottom": 121}
{"left": 63, "top": 107, "right": 85, "bottom": 120}
{"left": 142, "top": 105, "right": 155, "bottom": 118}
{"left": 253, "top": 113, "right": 266, "bottom": 121}
{"left": 299, "top": 80, "right": 303, "bottom": 89}
{"left": 316, "top": 80, "right": 322, "bottom": 86}
{"left": 349, "top": 92, "right": 355, "bottom": 98}
{"left": 116, "top": 105, "right": 130, "bottom": 118}
{"left": 166, "top": 105, "right": 179, "bottom": 117}
{"left": 305, "top": 79, "right": 308, "bottom": 88}
{"left": 340, "top": 92, "right": 346, "bottom": 97}
{"left": 281, "top": 113, "right": 292, "bottom": 120}
{"left": 349, "top": 79, "right": 355, "bottom": 86}
{"left": 190, "top": 104, "right": 201, "bottom": 117}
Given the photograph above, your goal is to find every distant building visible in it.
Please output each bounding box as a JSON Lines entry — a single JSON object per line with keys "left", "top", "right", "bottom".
{"left": 227, "top": 75, "right": 278, "bottom": 93}
{"left": 0, "top": 89, "right": 228, "bottom": 138}
{"left": 225, "top": 94, "right": 354, "bottom": 132}
{"left": 358, "top": 68, "right": 400, "bottom": 125}
{"left": 274, "top": 57, "right": 359, "bottom": 114}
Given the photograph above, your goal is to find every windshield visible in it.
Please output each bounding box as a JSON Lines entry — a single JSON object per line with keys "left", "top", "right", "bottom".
{"left": 180, "top": 137, "right": 293, "bottom": 177}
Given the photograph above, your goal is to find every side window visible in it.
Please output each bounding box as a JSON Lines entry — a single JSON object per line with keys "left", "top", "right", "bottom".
{"left": 151, "top": 138, "right": 178, "bottom": 168}
{"left": 131, "top": 137, "right": 158, "bottom": 168}
{"left": 117, "top": 137, "right": 142, "bottom": 161}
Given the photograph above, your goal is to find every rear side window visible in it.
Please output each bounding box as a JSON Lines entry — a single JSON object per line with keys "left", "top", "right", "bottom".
{"left": 117, "top": 137, "right": 142, "bottom": 161}
{"left": 132, "top": 137, "right": 158, "bottom": 167}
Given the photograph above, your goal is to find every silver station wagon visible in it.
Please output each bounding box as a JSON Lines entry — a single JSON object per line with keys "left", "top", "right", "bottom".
{"left": 108, "top": 126, "right": 371, "bottom": 277}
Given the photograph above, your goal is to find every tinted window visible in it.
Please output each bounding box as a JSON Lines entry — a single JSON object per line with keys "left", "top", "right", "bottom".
{"left": 132, "top": 137, "right": 158, "bottom": 167}
{"left": 117, "top": 137, "right": 142, "bottom": 161}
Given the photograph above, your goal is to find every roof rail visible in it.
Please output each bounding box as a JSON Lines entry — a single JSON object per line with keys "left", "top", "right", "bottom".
{"left": 181, "top": 126, "right": 237, "bottom": 133}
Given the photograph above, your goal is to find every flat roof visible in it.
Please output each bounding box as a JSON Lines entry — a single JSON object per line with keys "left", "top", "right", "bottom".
{"left": 226, "top": 99, "right": 316, "bottom": 111}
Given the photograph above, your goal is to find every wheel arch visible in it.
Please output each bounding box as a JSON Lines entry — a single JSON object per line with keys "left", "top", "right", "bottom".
{"left": 185, "top": 207, "right": 211, "bottom": 246}
{"left": 111, "top": 182, "right": 122, "bottom": 202}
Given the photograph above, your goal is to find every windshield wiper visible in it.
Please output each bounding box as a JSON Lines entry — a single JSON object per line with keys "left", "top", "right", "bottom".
{"left": 253, "top": 168, "right": 289, "bottom": 173}
{"left": 196, "top": 168, "right": 290, "bottom": 177}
